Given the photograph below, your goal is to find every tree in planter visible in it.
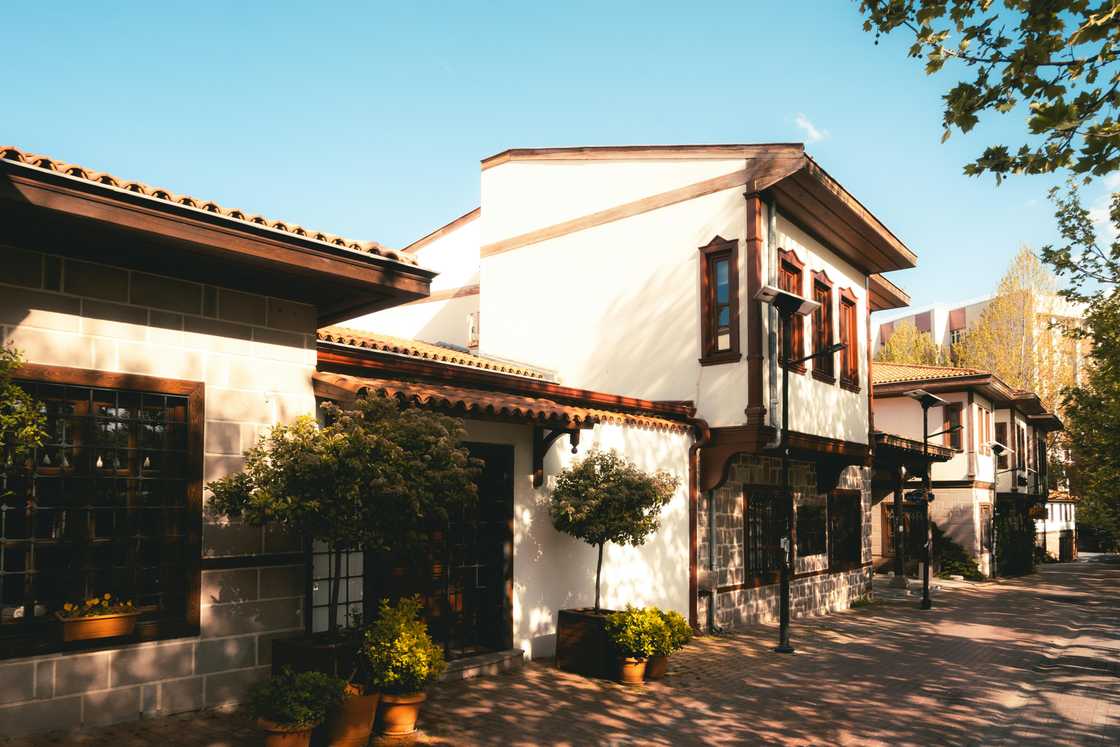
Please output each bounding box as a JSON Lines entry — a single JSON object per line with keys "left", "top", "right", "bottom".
{"left": 549, "top": 450, "right": 678, "bottom": 611}
{"left": 207, "top": 395, "right": 479, "bottom": 636}
{"left": 0, "top": 345, "right": 47, "bottom": 488}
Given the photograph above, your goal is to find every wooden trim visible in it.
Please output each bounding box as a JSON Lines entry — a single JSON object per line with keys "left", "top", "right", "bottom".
{"left": 480, "top": 168, "right": 759, "bottom": 258}
{"left": 812, "top": 369, "right": 836, "bottom": 385}
{"left": 778, "top": 248, "right": 806, "bottom": 374}
{"left": 840, "top": 379, "right": 862, "bottom": 394}
{"left": 481, "top": 144, "right": 805, "bottom": 170}
{"left": 930, "top": 479, "right": 996, "bottom": 490}
{"left": 868, "top": 273, "right": 910, "bottom": 311}
{"left": 698, "top": 236, "right": 741, "bottom": 365}
{"left": 838, "top": 288, "right": 859, "bottom": 388}
{"left": 744, "top": 194, "right": 766, "bottom": 425}
{"left": 811, "top": 270, "right": 835, "bottom": 381}
{"left": 401, "top": 283, "right": 480, "bottom": 306}
{"left": 403, "top": 207, "right": 480, "bottom": 253}
{"left": 943, "top": 402, "right": 963, "bottom": 451}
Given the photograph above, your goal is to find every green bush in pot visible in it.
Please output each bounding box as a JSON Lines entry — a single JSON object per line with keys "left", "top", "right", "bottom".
{"left": 248, "top": 667, "right": 346, "bottom": 746}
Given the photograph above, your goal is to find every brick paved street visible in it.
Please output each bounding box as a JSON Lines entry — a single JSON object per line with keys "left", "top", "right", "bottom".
{"left": 5, "top": 558, "right": 1117, "bottom": 746}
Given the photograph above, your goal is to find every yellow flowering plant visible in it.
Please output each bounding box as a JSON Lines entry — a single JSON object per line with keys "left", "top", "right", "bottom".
{"left": 57, "top": 593, "right": 136, "bottom": 619}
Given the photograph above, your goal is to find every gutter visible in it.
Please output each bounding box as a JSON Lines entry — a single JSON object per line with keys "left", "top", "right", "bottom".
{"left": 764, "top": 196, "right": 782, "bottom": 449}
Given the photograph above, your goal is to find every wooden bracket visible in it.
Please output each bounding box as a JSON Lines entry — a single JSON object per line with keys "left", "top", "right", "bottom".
{"left": 533, "top": 426, "right": 581, "bottom": 488}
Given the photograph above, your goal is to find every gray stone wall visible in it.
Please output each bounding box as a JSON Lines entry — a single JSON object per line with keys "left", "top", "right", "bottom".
{"left": 696, "top": 456, "right": 872, "bottom": 631}
{"left": 0, "top": 247, "right": 316, "bottom": 735}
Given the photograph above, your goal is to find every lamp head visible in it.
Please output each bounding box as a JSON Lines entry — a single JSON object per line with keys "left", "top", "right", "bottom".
{"left": 755, "top": 285, "right": 819, "bottom": 317}
{"left": 904, "top": 389, "right": 947, "bottom": 409}
{"left": 991, "top": 441, "right": 1011, "bottom": 458}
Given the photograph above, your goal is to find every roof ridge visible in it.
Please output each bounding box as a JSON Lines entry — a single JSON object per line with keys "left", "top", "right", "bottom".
{"left": 0, "top": 145, "right": 416, "bottom": 266}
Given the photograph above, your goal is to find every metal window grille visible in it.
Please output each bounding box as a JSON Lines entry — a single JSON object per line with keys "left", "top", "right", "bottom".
{"left": 309, "top": 543, "right": 364, "bottom": 632}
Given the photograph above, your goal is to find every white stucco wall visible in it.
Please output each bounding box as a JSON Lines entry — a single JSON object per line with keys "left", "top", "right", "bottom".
{"left": 462, "top": 419, "right": 691, "bottom": 661}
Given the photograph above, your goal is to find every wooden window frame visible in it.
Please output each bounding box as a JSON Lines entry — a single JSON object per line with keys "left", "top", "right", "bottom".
{"left": 698, "top": 236, "right": 741, "bottom": 366}
{"left": 828, "top": 489, "right": 862, "bottom": 571}
{"left": 743, "top": 487, "right": 782, "bottom": 584}
{"left": 995, "top": 421, "right": 1009, "bottom": 470}
{"left": 811, "top": 271, "right": 835, "bottom": 384}
{"left": 1, "top": 364, "right": 203, "bottom": 661}
{"left": 838, "top": 287, "right": 859, "bottom": 392}
{"left": 777, "top": 249, "right": 806, "bottom": 374}
{"left": 944, "top": 402, "right": 963, "bottom": 451}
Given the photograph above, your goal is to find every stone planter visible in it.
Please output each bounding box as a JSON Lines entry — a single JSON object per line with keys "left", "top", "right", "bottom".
{"left": 377, "top": 692, "right": 427, "bottom": 736}
{"left": 555, "top": 608, "right": 615, "bottom": 679}
{"left": 258, "top": 718, "right": 317, "bottom": 747}
{"left": 56, "top": 610, "right": 139, "bottom": 643}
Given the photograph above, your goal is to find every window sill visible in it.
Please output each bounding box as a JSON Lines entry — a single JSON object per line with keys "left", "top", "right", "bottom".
{"left": 782, "top": 363, "right": 807, "bottom": 375}
{"left": 699, "top": 350, "right": 742, "bottom": 367}
{"left": 0, "top": 618, "right": 199, "bottom": 662}
{"left": 811, "top": 369, "right": 836, "bottom": 385}
{"left": 839, "top": 378, "right": 861, "bottom": 394}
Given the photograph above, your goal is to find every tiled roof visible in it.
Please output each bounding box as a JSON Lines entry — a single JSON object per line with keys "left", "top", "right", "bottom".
{"left": 317, "top": 326, "right": 552, "bottom": 380}
{"left": 313, "top": 372, "right": 690, "bottom": 432}
{"left": 872, "top": 362, "right": 989, "bottom": 386}
{"left": 0, "top": 146, "right": 416, "bottom": 266}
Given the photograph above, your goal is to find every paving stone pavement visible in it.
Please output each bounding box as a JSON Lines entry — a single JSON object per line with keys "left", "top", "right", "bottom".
{"left": 3, "top": 558, "right": 1116, "bottom": 746}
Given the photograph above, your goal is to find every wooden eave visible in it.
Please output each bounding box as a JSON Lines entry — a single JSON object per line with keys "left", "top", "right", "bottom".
{"left": 403, "top": 207, "right": 480, "bottom": 253}
{"left": 874, "top": 374, "right": 1018, "bottom": 405}
{"left": 0, "top": 160, "right": 436, "bottom": 324}
{"left": 869, "top": 273, "right": 911, "bottom": 311}
{"left": 873, "top": 431, "right": 955, "bottom": 464}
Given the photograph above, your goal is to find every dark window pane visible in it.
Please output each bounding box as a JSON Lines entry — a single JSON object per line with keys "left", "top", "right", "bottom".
{"left": 715, "top": 259, "right": 729, "bottom": 303}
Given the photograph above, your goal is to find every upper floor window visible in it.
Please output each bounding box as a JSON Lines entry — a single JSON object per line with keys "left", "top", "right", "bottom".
{"left": 698, "top": 237, "right": 741, "bottom": 366}
{"left": 838, "top": 289, "right": 859, "bottom": 390}
{"left": 995, "top": 421, "right": 1010, "bottom": 469}
{"left": 812, "top": 272, "right": 835, "bottom": 382}
{"left": 944, "top": 402, "right": 963, "bottom": 451}
{"left": 778, "top": 250, "right": 805, "bottom": 373}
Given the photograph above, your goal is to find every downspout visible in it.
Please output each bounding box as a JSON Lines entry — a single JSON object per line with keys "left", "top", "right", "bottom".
{"left": 686, "top": 418, "right": 716, "bottom": 632}
{"left": 763, "top": 196, "right": 782, "bottom": 449}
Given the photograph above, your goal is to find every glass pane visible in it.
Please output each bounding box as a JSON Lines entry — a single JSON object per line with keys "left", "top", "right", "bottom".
{"left": 718, "top": 307, "right": 730, "bottom": 328}
{"left": 715, "top": 259, "right": 729, "bottom": 303}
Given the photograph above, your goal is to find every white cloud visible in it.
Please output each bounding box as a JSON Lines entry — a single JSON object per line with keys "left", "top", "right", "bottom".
{"left": 794, "top": 113, "right": 830, "bottom": 143}
{"left": 1103, "top": 172, "right": 1120, "bottom": 190}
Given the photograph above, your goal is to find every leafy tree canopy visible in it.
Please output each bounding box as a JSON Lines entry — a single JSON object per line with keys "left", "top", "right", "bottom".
{"left": 0, "top": 346, "right": 46, "bottom": 467}
{"left": 859, "top": 0, "right": 1120, "bottom": 180}
{"left": 875, "top": 318, "right": 944, "bottom": 364}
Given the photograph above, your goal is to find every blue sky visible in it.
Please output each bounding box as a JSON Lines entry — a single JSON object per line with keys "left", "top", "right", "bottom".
{"left": 6, "top": 1, "right": 1114, "bottom": 312}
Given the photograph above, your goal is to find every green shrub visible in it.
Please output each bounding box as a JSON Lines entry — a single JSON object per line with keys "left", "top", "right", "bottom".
{"left": 363, "top": 596, "right": 446, "bottom": 695}
{"left": 931, "top": 524, "right": 983, "bottom": 581}
{"left": 654, "top": 609, "right": 692, "bottom": 655}
{"left": 247, "top": 667, "right": 345, "bottom": 727}
{"left": 605, "top": 606, "right": 667, "bottom": 660}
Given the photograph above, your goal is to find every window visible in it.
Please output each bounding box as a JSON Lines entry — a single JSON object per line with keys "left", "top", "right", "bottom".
{"left": 839, "top": 289, "right": 859, "bottom": 389}
{"left": 1, "top": 367, "right": 202, "bottom": 659}
{"left": 1016, "top": 425, "right": 1026, "bottom": 470}
{"left": 944, "top": 403, "right": 963, "bottom": 451}
{"left": 778, "top": 250, "right": 805, "bottom": 373}
{"left": 795, "top": 500, "right": 826, "bottom": 557}
{"left": 883, "top": 504, "right": 924, "bottom": 558}
{"left": 467, "top": 312, "right": 480, "bottom": 349}
{"left": 949, "top": 328, "right": 964, "bottom": 347}
{"left": 828, "top": 491, "right": 862, "bottom": 569}
{"left": 310, "top": 544, "right": 364, "bottom": 633}
{"left": 995, "top": 422, "right": 1009, "bottom": 469}
{"left": 812, "top": 272, "right": 835, "bottom": 382}
{"left": 744, "top": 489, "right": 782, "bottom": 576}
{"left": 980, "top": 505, "right": 993, "bottom": 551}
{"left": 699, "top": 237, "right": 740, "bottom": 365}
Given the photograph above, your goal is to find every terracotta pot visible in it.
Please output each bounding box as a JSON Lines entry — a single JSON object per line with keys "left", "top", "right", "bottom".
{"left": 56, "top": 611, "right": 140, "bottom": 643}
{"left": 377, "top": 691, "right": 427, "bottom": 736}
{"left": 618, "top": 657, "right": 647, "bottom": 686}
{"left": 323, "top": 690, "right": 380, "bottom": 747}
{"left": 645, "top": 654, "right": 669, "bottom": 680}
{"left": 257, "top": 718, "right": 317, "bottom": 747}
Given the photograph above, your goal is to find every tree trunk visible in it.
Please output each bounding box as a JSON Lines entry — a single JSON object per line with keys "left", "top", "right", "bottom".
{"left": 594, "top": 542, "right": 604, "bottom": 611}
{"left": 329, "top": 547, "right": 342, "bottom": 636}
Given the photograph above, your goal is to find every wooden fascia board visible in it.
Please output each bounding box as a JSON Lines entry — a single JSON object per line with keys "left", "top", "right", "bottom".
{"left": 0, "top": 164, "right": 435, "bottom": 294}
{"left": 481, "top": 144, "right": 806, "bottom": 170}
{"left": 869, "top": 274, "right": 910, "bottom": 311}
{"left": 316, "top": 343, "right": 696, "bottom": 420}
{"left": 403, "top": 207, "right": 481, "bottom": 253}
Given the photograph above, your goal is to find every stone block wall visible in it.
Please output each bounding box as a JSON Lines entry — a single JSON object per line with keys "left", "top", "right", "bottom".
{"left": 696, "top": 456, "right": 872, "bottom": 631}
{"left": 0, "top": 247, "right": 316, "bottom": 735}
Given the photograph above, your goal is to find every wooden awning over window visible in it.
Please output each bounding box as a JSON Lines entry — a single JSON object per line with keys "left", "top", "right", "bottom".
{"left": 313, "top": 372, "right": 690, "bottom": 432}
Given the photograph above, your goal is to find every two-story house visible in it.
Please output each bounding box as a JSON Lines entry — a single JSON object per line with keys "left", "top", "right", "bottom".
{"left": 871, "top": 362, "right": 1061, "bottom": 577}
{"left": 346, "top": 144, "right": 917, "bottom": 637}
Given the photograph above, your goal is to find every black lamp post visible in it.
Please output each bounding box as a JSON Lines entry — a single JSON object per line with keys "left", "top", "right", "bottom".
{"left": 903, "top": 389, "right": 961, "bottom": 610}
{"left": 756, "top": 284, "right": 842, "bottom": 654}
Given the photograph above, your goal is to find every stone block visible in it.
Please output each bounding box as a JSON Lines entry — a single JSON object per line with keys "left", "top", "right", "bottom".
{"left": 203, "top": 286, "right": 219, "bottom": 318}
{"left": 256, "top": 631, "right": 302, "bottom": 666}
{"left": 0, "top": 661, "right": 35, "bottom": 705}
{"left": 204, "top": 666, "right": 268, "bottom": 707}
{"left": 205, "top": 421, "right": 242, "bottom": 456}
{"left": 34, "top": 660, "right": 53, "bottom": 700}
{"left": 0, "top": 285, "right": 81, "bottom": 332}
{"left": 160, "top": 676, "right": 204, "bottom": 715}
{"left": 117, "top": 340, "right": 204, "bottom": 381}
{"left": 0, "top": 695, "right": 81, "bottom": 737}
{"left": 141, "top": 683, "right": 158, "bottom": 716}
{"left": 82, "top": 685, "right": 141, "bottom": 727}
{"left": 64, "top": 259, "right": 129, "bottom": 302}
{"left": 208, "top": 388, "right": 273, "bottom": 424}
{"left": 130, "top": 272, "right": 202, "bottom": 315}
{"left": 266, "top": 298, "right": 316, "bottom": 333}
{"left": 148, "top": 310, "right": 184, "bottom": 346}
{"left": 111, "top": 641, "right": 194, "bottom": 687}
{"left": 196, "top": 636, "right": 256, "bottom": 674}
{"left": 228, "top": 359, "right": 309, "bottom": 394}
{"left": 43, "top": 256, "right": 62, "bottom": 291}
{"left": 184, "top": 315, "right": 253, "bottom": 342}
{"left": 201, "top": 568, "right": 259, "bottom": 605}
{"left": 2, "top": 246, "right": 43, "bottom": 288}
{"left": 202, "top": 521, "right": 262, "bottom": 558}
{"left": 263, "top": 524, "right": 301, "bottom": 554}
{"left": 91, "top": 338, "right": 118, "bottom": 370}
{"left": 201, "top": 598, "right": 302, "bottom": 638}
{"left": 218, "top": 289, "right": 267, "bottom": 326}
{"left": 275, "top": 392, "right": 316, "bottom": 422}
{"left": 54, "top": 652, "right": 109, "bottom": 696}
{"left": 81, "top": 299, "right": 148, "bottom": 340}
{"left": 252, "top": 337, "right": 316, "bottom": 364}
{"left": 205, "top": 454, "right": 246, "bottom": 484}
{"left": 259, "top": 564, "right": 303, "bottom": 600}
{"left": 252, "top": 326, "right": 303, "bottom": 348}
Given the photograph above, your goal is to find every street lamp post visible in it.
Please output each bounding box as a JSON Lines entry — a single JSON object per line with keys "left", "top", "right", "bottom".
{"left": 755, "top": 285, "right": 841, "bottom": 654}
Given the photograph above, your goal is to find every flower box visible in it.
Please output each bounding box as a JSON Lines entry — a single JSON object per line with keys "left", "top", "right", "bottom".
{"left": 56, "top": 610, "right": 140, "bottom": 642}
{"left": 555, "top": 608, "right": 615, "bottom": 679}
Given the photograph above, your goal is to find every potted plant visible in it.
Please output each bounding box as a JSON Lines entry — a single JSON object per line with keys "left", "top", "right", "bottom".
{"left": 321, "top": 647, "right": 379, "bottom": 747}
{"left": 248, "top": 667, "right": 346, "bottom": 747}
{"left": 207, "top": 395, "right": 478, "bottom": 680}
{"left": 549, "top": 450, "right": 677, "bottom": 678}
{"left": 604, "top": 606, "right": 664, "bottom": 686}
{"left": 646, "top": 608, "right": 691, "bottom": 680}
{"left": 55, "top": 594, "right": 139, "bottom": 642}
{"left": 363, "top": 596, "right": 446, "bottom": 736}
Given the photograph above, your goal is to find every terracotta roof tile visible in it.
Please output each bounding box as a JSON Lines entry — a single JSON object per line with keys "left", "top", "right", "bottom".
{"left": 317, "top": 326, "right": 552, "bottom": 381}
{"left": 0, "top": 146, "right": 416, "bottom": 266}
{"left": 872, "top": 361, "right": 989, "bottom": 386}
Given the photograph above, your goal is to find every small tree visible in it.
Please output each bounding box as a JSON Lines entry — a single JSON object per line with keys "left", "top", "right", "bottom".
{"left": 0, "top": 346, "right": 47, "bottom": 491}
{"left": 875, "top": 319, "right": 944, "bottom": 365}
{"left": 207, "top": 395, "right": 479, "bottom": 635}
{"left": 549, "top": 450, "right": 678, "bottom": 611}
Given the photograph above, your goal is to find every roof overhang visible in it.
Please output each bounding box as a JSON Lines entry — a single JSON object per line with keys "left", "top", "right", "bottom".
{"left": 0, "top": 157, "right": 435, "bottom": 325}
{"left": 869, "top": 274, "right": 911, "bottom": 311}
{"left": 873, "top": 431, "right": 955, "bottom": 466}
{"left": 1029, "top": 413, "right": 1064, "bottom": 432}
{"left": 874, "top": 373, "right": 1017, "bottom": 405}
